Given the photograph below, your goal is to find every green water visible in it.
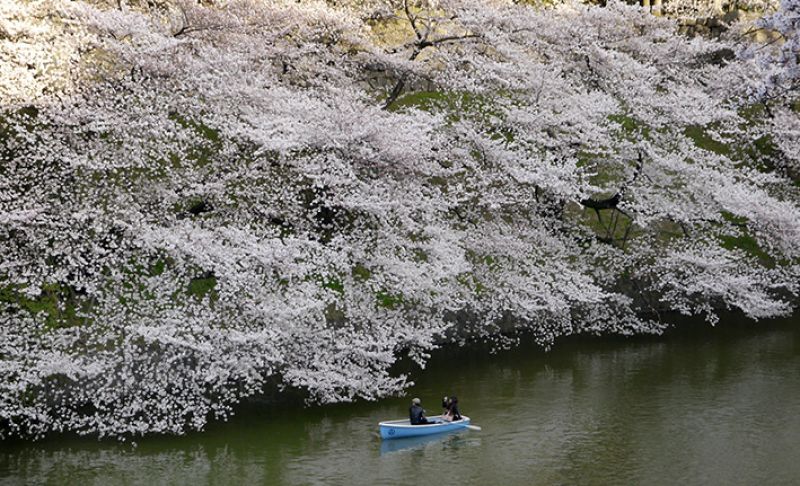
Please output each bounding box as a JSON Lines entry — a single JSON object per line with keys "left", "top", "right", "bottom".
{"left": 2, "top": 317, "right": 799, "bottom": 485}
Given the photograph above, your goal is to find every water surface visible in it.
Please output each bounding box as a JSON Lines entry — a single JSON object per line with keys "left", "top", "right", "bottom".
{"left": 2, "top": 317, "right": 799, "bottom": 485}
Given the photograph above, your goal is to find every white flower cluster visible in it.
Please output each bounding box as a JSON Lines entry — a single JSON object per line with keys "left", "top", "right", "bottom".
{"left": 0, "top": 0, "right": 797, "bottom": 439}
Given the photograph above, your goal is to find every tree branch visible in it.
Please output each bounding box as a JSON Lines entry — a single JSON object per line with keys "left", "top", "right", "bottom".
{"left": 403, "top": 0, "right": 424, "bottom": 42}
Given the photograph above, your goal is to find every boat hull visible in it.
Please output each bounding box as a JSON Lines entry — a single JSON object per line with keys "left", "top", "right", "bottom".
{"left": 379, "top": 415, "right": 471, "bottom": 440}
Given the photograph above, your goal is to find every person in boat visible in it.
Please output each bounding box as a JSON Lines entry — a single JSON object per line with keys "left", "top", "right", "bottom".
{"left": 409, "top": 397, "right": 430, "bottom": 425}
{"left": 440, "top": 395, "right": 462, "bottom": 422}
{"left": 443, "top": 396, "right": 462, "bottom": 422}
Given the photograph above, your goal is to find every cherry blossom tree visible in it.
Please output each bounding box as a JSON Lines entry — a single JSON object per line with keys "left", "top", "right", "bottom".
{"left": 1, "top": 0, "right": 797, "bottom": 439}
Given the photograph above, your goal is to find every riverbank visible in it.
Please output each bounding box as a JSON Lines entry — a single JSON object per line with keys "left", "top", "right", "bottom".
{"left": 4, "top": 311, "right": 796, "bottom": 444}
{"left": 204, "top": 310, "right": 800, "bottom": 417}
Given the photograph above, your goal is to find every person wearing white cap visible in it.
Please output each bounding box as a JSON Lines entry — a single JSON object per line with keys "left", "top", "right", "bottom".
{"left": 409, "top": 397, "right": 430, "bottom": 425}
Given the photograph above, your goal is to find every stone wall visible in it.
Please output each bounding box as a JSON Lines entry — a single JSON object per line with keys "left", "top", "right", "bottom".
{"left": 676, "top": 8, "right": 781, "bottom": 41}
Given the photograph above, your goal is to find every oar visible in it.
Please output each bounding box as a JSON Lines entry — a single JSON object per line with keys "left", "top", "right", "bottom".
{"left": 466, "top": 424, "right": 482, "bottom": 431}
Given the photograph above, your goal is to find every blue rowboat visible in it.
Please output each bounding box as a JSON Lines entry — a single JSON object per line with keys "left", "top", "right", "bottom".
{"left": 379, "top": 415, "right": 471, "bottom": 440}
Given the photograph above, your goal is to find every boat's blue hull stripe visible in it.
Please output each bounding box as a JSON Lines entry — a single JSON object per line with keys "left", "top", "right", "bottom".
{"left": 379, "top": 417, "right": 471, "bottom": 440}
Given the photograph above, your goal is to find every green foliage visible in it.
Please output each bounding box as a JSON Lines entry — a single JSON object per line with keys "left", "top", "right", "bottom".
{"left": 412, "top": 248, "right": 429, "bottom": 263}
{"left": 465, "top": 249, "right": 498, "bottom": 269}
{"left": 352, "top": 264, "right": 372, "bottom": 281}
{"left": 684, "top": 125, "right": 731, "bottom": 156}
{"left": 169, "top": 112, "right": 221, "bottom": 143}
{"left": 719, "top": 234, "right": 774, "bottom": 265}
{"left": 149, "top": 258, "right": 167, "bottom": 276}
{"left": 389, "top": 91, "right": 450, "bottom": 112}
{"left": 718, "top": 212, "right": 774, "bottom": 265}
{"left": 739, "top": 103, "right": 769, "bottom": 121}
{"left": 0, "top": 283, "right": 84, "bottom": 329}
{"left": 188, "top": 274, "right": 218, "bottom": 300}
{"left": 427, "top": 175, "right": 449, "bottom": 190}
{"left": 376, "top": 290, "right": 403, "bottom": 309}
{"left": 456, "top": 272, "right": 486, "bottom": 295}
{"left": 574, "top": 205, "right": 636, "bottom": 245}
{"left": 321, "top": 277, "right": 345, "bottom": 294}
{"left": 720, "top": 210, "right": 748, "bottom": 226}
{"left": 608, "top": 113, "right": 650, "bottom": 140}
{"left": 324, "top": 303, "right": 346, "bottom": 324}
{"left": 751, "top": 135, "right": 778, "bottom": 158}
{"left": 390, "top": 90, "right": 501, "bottom": 122}
{"left": 167, "top": 112, "right": 223, "bottom": 168}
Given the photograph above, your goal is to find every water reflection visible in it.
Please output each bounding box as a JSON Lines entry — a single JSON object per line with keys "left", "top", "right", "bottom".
{"left": 2, "top": 318, "right": 799, "bottom": 485}
{"left": 379, "top": 429, "right": 474, "bottom": 456}
{"left": 0, "top": 445, "right": 274, "bottom": 486}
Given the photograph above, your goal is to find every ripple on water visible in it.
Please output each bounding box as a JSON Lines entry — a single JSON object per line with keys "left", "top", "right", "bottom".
{"left": 2, "top": 319, "right": 799, "bottom": 486}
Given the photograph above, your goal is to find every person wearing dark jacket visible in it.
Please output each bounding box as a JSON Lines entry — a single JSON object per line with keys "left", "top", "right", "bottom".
{"left": 446, "top": 396, "right": 462, "bottom": 421}
{"left": 409, "top": 397, "right": 430, "bottom": 425}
